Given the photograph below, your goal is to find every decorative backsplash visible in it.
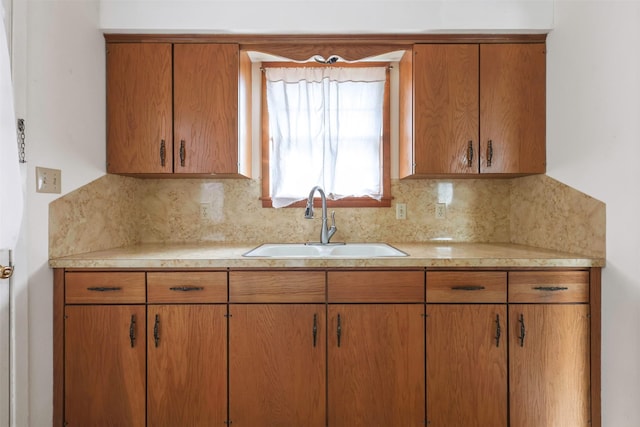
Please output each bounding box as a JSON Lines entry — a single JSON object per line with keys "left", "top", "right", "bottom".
{"left": 49, "top": 174, "right": 605, "bottom": 259}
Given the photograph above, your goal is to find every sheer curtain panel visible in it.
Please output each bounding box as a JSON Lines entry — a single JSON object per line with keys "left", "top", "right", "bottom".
{"left": 265, "top": 67, "right": 385, "bottom": 208}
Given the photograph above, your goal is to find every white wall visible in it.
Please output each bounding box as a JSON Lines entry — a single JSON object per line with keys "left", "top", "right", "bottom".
{"left": 21, "top": 1, "right": 105, "bottom": 425}
{"left": 546, "top": 2, "right": 640, "bottom": 425}
{"left": 16, "top": 0, "right": 639, "bottom": 425}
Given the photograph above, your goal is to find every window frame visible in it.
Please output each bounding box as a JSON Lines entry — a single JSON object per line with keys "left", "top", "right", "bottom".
{"left": 260, "top": 61, "right": 391, "bottom": 208}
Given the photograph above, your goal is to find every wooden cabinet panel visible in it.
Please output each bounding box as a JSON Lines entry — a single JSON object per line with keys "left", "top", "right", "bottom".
{"left": 229, "top": 304, "right": 326, "bottom": 426}
{"left": 412, "top": 44, "right": 479, "bottom": 175}
{"left": 229, "top": 270, "right": 325, "bottom": 302}
{"left": 327, "top": 270, "right": 424, "bottom": 302}
{"left": 480, "top": 44, "right": 546, "bottom": 174}
{"left": 147, "top": 271, "right": 227, "bottom": 303}
{"left": 427, "top": 271, "right": 506, "bottom": 303}
{"left": 509, "top": 270, "right": 589, "bottom": 303}
{"left": 174, "top": 44, "right": 239, "bottom": 174}
{"left": 327, "top": 304, "right": 425, "bottom": 426}
{"left": 64, "top": 305, "right": 146, "bottom": 427}
{"left": 65, "top": 271, "right": 146, "bottom": 304}
{"left": 426, "top": 304, "right": 507, "bottom": 427}
{"left": 106, "top": 43, "right": 172, "bottom": 174}
{"left": 509, "top": 304, "right": 591, "bottom": 427}
{"left": 147, "top": 304, "right": 227, "bottom": 426}
{"left": 401, "top": 43, "right": 545, "bottom": 177}
{"left": 106, "top": 42, "right": 250, "bottom": 177}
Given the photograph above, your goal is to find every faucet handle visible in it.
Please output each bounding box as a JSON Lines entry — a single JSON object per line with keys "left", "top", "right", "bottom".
{"left": 331, "top": 211, "right": 336, "bottom": 227}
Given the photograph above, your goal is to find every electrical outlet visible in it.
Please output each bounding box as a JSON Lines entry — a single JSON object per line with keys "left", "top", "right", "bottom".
{"left": 396, "top": 203, "right": 407, "bottom": 220}
{"left": 36, "top": 167, "right": 61, "bottom": 194}
{"left": 435, "top": 203, "right": 446, "bottom": 219}
{"left": 200, "top": 203, "right": 212, "bottom": 219}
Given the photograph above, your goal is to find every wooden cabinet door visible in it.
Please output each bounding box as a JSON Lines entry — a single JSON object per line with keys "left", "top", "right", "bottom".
{"left": 106, "top": 43, "right": 172, "bottom": 174}
{"left": 509, "top": 304, "right": 591, "bottom": 427}
{"left": 147, "top": 304, "right": 227, "bottom": 426}
{"left": 229, "top": 304, "right": 326, "bottom": 426}
{"left": 426, "top": 304, "right": 507, "bottom": 427}
{"left": 480, "top": 44, "right": 546, "bottom": 174}
{"left": 174, "top": 44, "right": 239, "bottom": 174}
{"left": 413, "top": 44, "right": 479, "bottom": 175}
{"left": 327, "top": 304, "right": 425, "bottom": 426}
{"left": 64, "top": 305, "right": 145, "bottom": 427}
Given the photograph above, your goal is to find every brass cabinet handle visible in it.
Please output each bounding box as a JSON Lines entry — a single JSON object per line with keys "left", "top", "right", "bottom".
{"left": 87, "top": 286, "right": 121, "bottom": 292}
{"left": 180, "top": 140, "right": 186, "bottom": 167}
{"left": 129, "top": 315, "right": 136, "bottom": 348}
{"left": 451, "top": 285, "right": 485, "bottom": 291}
{"left": 153, "top": 314, "right": 160, "bottom": 348}
{"left": 518, "top": 313, "right": 526, "bottom": 347}
{"left": 533, "top": 286, "right": 569, "bottom": 292}
{"left": 467, "top": 141, "right": 474, "bottom": 168}
{"left": 336, "top": 314, "right": 342, "bottom": 348}
{"left": 169, "top": 286, "right": 204, "bottom": 292}
{"left": 160, "top": 139, "right": 166, "bottom": 167}
{"left": 486, "top": 140, "right": 494, "bottom": 167}
{"left": 312, "top": 314, "right": 318, "bottom": 347}
{"left": 495, "top": 314, "right": 501, "bottom": 347}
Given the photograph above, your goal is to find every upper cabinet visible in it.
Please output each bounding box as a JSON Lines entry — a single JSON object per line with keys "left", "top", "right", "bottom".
{"left": 400, "top": 43, "right": 546, "bottom": 177}
{"left": 106, "top": 42, "right": 252, "bottom": 177}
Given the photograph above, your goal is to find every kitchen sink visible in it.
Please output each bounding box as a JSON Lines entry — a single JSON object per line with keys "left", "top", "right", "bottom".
{"left": 243, "top": 243, "right": 408, "bottom": 258}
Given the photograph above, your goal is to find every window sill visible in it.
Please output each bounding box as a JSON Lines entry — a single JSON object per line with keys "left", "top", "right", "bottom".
{"left": 261, "top": 197, "right": 392, "bottom": 209}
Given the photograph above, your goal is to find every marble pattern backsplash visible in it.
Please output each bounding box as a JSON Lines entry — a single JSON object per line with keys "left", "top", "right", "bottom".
{"left": 49, "top": 174, "right": 605, "bottom": 259}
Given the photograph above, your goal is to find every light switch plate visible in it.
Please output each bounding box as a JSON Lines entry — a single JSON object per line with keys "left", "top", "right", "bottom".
{"left": 36, "top": 167, "right": 62, "bottom": 194}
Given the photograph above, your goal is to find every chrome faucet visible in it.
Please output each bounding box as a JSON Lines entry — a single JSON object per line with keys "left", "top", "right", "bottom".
{"left": 304, "top": 186, "right": 337, "bottom": 244}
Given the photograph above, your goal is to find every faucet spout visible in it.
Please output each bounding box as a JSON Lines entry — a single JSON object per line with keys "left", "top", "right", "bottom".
{"left": 305, "top": 186, "right": 337, "bottom": 244}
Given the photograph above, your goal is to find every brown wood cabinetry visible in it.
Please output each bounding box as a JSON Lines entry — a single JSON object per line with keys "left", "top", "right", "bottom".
{"left": 106, "top": 42, "right": 251, "bottom": 177}
{"left": 146, "top": 272, "right": 227, "bottom": 426}
{"left": 508, "top": 271, "right": 591, "bottom": 427}
{"left": 63, "top": 272, "right": 146, "bottom": 427}
{"left": 228, "top": 271, "right": 326, "bottom": 426}
{"left": 426, "top": 271, "right": 508, "bottom": 427}
{"left": 400, "top": 43, "right": 546, "bottom": 177}
{"left": 327, "top": 271, "right": 425, "bottom": 426}
{"left": 53, "top": 267, "right": 600, "bottom": 427}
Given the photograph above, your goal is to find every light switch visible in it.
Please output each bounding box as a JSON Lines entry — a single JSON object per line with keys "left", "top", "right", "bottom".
{"left": 36, "top": 167, "right": 62, "bottom": 194}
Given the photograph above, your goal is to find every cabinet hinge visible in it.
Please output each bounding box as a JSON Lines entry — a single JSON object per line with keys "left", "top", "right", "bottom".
{"left": 224, "top": 313, "right": 232, "bottom": 318}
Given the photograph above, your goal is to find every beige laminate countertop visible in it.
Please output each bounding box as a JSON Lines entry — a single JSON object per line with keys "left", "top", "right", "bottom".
{"left": 49, "top": 242, "right": 605, "bottom": 269}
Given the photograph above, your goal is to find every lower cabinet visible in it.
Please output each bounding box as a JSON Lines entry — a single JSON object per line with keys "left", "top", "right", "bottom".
{"left": 64, "top": 304, "right": 146, "bottom": 427}
{"left": 55, "top": 267, "right": 600, "bottom": 427}
{"left": 508, "top": 271, "right": 592, "bottom": 427}
{"left": 63, "top": 271, "right": 146, "bottom": 427}
{"left": 228, "top": 270, "right": 426, "bottom": 426}
{"left": 426, "top": 271, "right": 508, "bottom": 427}
{"left": 146, "top": 272, "right": 228, "bottom": 427}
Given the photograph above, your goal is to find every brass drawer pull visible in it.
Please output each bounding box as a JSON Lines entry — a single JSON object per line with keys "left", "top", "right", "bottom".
{"left": 451, "top": 285, "right": 485, "bottom": 291}
{"left": 533, "top": 286, "right": 569, "bottom": 292}
{"left": 87, "top": 286, "right": 122, "bottom": 292}
{"left": 169, "top": 286, "right": 204, "bottom": 292}
{"left": 467, "top": 140, "right": 474, "bottom": 168}
{"left": 518, "top": 314, "right": 526, "bottom": 347}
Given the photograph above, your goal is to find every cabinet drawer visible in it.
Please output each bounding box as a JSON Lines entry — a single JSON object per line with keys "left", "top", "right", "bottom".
{"left": 509, "top": 271, "right": 589, "bottom": 303}
{"left": 229, "top": 271, "right": 325, "bottom": 302}
{"left": 147, "top": 271, "right": 227, "bottom": 303}
{"left": 65, "top": 272, "right": 146, "bottom": 304}
{"left": 427, "top": 271, "right": 507, "bottom": 303}
{"left": 327, "top": 271, "right": 424, "bottom": 302}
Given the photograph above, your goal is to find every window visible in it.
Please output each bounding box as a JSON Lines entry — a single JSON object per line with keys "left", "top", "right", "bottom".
{"left": 261, "top": 62, "right": 391, "bottom": 208}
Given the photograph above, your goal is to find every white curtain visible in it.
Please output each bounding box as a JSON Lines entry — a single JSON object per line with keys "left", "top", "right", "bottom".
{"left": 266, "top": 67, "right": 385, "bottom": 208}
{"left": 0, "top": 7, "right": 23, "bottom": 252}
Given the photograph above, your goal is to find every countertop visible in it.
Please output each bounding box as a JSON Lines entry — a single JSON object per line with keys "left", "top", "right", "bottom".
{"left": 49, "top": 242, "right": 605, "bottom": 269}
